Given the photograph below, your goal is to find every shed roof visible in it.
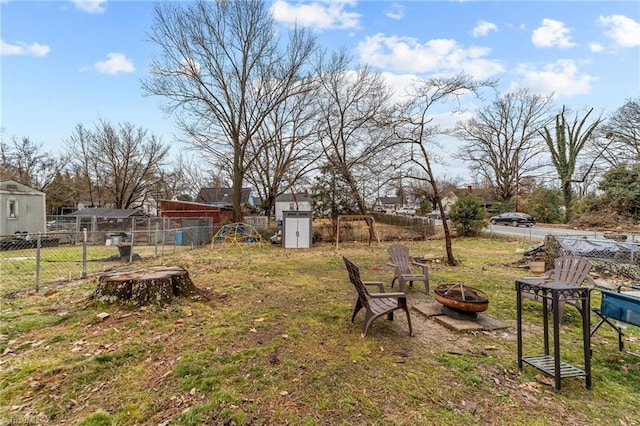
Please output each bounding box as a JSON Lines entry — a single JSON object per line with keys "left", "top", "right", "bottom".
{"left": 66, "top": 208, "right": 146, "bottom": 218}
{"left": 0, "top": 179, "right": 45, "bottom": 195}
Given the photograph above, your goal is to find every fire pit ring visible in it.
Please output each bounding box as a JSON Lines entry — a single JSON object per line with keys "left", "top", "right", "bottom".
{"left": 434, "top": 283, "right": 489, "bottom": 319}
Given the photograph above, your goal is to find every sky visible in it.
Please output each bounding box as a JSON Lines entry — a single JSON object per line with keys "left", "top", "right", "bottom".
{"left": 2, "top": 0, "right": 639, "bottom": 181}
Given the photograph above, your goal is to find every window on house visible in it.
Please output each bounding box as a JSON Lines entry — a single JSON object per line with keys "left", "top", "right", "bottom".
{"left": 8, "top": 200, "right": 17, "bottom": 218}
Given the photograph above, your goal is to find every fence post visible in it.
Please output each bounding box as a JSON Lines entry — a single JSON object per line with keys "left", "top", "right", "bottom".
{"left": 35, "top": 233, "right": 41, "bottom": 293}
{"left": 82, "top": 228, "right": 88, "bottom": 278}
{"left": 129, "top": 221, "right": 135, "bottom": 263}
{"left": 162, "top": 217, "right": 166, "bottom": 256}
{"left": 155, "top": 222, "right": 159, "bottom": 257}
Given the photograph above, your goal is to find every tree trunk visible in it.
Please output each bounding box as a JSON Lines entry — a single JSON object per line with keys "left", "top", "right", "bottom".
{"left": 92, "top": 266, "right": 208, "bottom": 306}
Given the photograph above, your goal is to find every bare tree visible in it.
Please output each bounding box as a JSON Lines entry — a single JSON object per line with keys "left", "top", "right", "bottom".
{"left": 540, "top": 105, "right": 602, "bottom": 222}
{"left": 65, "top": 120, "right": 170, "bottom": 209}
{"left": 143, "top": 0, "right": 317, "bottom": 221}
{"left": 245, "top": 88, "right": 321, "bottom": 216}
{"left": 171, "top": 151, "right": 228, "bottom": 201}
{"left": 315, "top": 50, "right": 396, "bottom": 216}
{"left": 455, "top": 89, "right": 554, "bottom": 204}
{"left": 66, "top": 124, "right": 107, "bottom": 207}
{"left": 395, "top": 73, "right": 494, "bottom": 266}
{"left": 0, "top": 135, "right": 67, "bottom": 192}
{"left": 597, "top": 96, "right": 640, "bottom": 166}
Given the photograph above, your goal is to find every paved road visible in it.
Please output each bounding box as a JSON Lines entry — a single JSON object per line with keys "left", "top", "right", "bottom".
{"left": 485, "top": 224, "right": 604, "bottom": 240}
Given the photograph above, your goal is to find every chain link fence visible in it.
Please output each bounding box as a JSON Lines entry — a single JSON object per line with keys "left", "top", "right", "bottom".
{"left": 1, "top": 217, "right": 258, "bottom": 295}
{"left": 539, "top": 234, "right": 640, "bottom": 282}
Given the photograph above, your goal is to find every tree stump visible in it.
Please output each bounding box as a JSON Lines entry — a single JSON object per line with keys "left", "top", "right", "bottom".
{"left": 92, "top": 266, "right": 209, "bottom": 306}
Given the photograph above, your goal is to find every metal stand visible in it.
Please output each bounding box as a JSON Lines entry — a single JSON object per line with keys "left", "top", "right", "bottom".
{"left": 516, "top": 278, "right": 592, "bottom": 393}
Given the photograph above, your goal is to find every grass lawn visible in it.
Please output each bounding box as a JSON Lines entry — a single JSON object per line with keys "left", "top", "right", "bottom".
{"left": 1, "top": 236, "right": 639, "bottom": 425}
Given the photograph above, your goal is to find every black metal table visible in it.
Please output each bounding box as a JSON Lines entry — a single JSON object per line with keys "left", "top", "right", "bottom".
{"left": 516, "top": 278, "right": 592, "bottom": 392}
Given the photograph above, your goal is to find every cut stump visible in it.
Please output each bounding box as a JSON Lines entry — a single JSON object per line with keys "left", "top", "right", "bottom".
{"left": 92, "top": 266, "right": 209, "bottom": 306}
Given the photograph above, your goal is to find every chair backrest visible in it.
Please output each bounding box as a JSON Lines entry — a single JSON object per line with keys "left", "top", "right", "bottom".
{"left": 388, "top": 244, "right": 412, "bottom": 274}
{"left": 553, "top": 255, "right": 593, "bottom": 286}
{"left": 343, "top": 257, "right": 370, "bottom": 308}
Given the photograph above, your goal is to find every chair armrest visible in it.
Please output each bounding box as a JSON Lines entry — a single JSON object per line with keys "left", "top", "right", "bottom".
{"left": 410, "top": 260, "right": 428, "bottom": 268}
{"left": 363, "top": 281, "right": 385, "bottom": 292}
{"left": 369, "top": 292, "right": 406, "bottom": 299}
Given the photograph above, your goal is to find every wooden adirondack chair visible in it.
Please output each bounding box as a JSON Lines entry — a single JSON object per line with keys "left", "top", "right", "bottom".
{"left": 521, "top": 255, "right": 596, "bottom": 323}
{"left": 343, "top": 257, "right": 414, "bottom": 337}
{"left": 386, "top": 244, "right": 429, "bottom": 293}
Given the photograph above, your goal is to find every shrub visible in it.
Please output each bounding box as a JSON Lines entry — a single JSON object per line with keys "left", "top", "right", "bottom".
{"left": 449, "top": 193, "right": 485, "bottom": 236}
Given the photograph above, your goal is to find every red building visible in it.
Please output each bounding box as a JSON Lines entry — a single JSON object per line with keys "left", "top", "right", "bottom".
{"left": 158, "top": 200, "right": 233, "bottom": 224}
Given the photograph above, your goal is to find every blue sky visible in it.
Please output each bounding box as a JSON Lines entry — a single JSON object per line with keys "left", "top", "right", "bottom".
{"left": 2, "top": 0, "right": 639, "bottom": 179}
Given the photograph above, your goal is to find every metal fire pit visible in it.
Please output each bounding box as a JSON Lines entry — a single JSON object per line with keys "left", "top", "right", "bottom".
{"left": 434, "top": 283, "right": 489, "bottom": 320}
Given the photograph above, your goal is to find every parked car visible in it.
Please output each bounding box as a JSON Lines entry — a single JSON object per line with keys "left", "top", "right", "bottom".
{"left": 0, "top": 232, "right": 60, "bottom": 250}
{"left": 372, "top": 206, "right": 387, "bottom": 214}
{"left": 393, "top": 208, "right": 416, "bottom": 216}
{"left": 489, "top": 212, "right": 535, "bottom": 227}
{"left": 426, "top": 210, "right": 447, "bottom": 220}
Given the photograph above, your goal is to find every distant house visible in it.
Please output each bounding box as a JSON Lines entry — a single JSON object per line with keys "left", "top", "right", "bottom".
{"left": 447, "top": 186, "right": 497, "bottom": 212}
{"left": 275, "top": 193, "right": 313, "bottom": 222}
{"left": 0, "top": 180, "right": 47, "bottom": 234}
{"left": 373, "top": 196, "right": 405, "bottom": 212}
{"left": 196, "top": 187, "right": 254, "bottom": 209}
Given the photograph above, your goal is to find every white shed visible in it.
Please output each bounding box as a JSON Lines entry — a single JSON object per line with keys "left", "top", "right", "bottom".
{"left": 282, "top": 211, "right": 313, "bottom": 249}
{"left": 0, "top": 180, "right": 47, "bottom": 235}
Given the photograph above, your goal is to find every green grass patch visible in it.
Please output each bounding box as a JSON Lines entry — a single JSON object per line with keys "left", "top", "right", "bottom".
{"left": 0, "top": 238, "right": 639, "bottom": 425}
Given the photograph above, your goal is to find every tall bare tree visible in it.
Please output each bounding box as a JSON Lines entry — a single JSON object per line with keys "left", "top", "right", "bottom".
{"left": 245, "top": 88, "right": 321, "bottom": 216}
{"left": 66, "top": 124, "right": 107, "bottom": 207}
{"left": 65, "top": 120, "right": 169, "bottom": 209}
{"left": 143, "top": 0, "right": 317, "bottom": 221}
{"left": 0, "top": 135, "right": 67, "bottom": 192}
{"left": 455, "top": 89, "right": 554, "bottom": 204}
{"left": 540, "top": 105, "right": 602, "bottom": 222}
{"left": 394, "top": 73, "right": 493, "bottom": 266}
{"left": 315, "top": 50, "right": 396, "bottom": 216}
{"left": 597, "top": 96, "right": 640, "bottom": 166}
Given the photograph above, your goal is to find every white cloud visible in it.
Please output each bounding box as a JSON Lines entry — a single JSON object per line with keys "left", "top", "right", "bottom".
{"left": 589, "top": 42, "right": 604, "bottom": 53}
{"left": 71, "top": 0, "right": 106, "bottom": 14}
{"left": 357, "top": 33, "right": 504, "bottom": 80}
{"left": 472, "top": 21, "right": 497, "bottom": 38}
{"left": 385, "top": 3, "right": 404, "bottom": 20}
{"left": 94, "top": 52, "right": 135, "bottom": 75}
{"left": 0, "top": 39, "right": 50, "bottom": 56}
{"left": 270, "top": 0, "right": 360, "bottom": 30}
{"left": 599, "top": 14, "right": 640, "bottom": 48}
{"left": 511, "top": 59, "right": 596, "bottom": 97}
{"left": 531, "top": 19, "right": 575, "bottom": 48}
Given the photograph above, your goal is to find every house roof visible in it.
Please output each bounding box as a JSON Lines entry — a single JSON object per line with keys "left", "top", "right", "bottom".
{"left": 196, "top": 187, "right": 251, "bottom": 205}
{"left": 0, "top": 179, "right": 44, "bottom": 195}
{"left": 452, "top": 187, "right": 496, "bottom": 202}
{"left": 275, "top": 193, "right": 313, "bottom": 203}
{"left": 376, "top": 196, "right": 403, "bottom": 205}
{"left": 66, "top": 208, "right": 146, "bottom": 218}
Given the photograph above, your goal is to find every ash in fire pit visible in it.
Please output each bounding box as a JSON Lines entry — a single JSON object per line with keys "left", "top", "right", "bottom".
{"left": 434, "top": 283, "right": 489, "bottom": 321}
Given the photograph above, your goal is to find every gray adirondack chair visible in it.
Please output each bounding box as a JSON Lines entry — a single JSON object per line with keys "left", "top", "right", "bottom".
{"left": 386, "top": 244, "right": 429, "bottom": 293}
{"left": 343, "top": 256, "right": 414, "bottom": 337}
{"left": 521, "top": 255, "right": 596, "bottom": 323}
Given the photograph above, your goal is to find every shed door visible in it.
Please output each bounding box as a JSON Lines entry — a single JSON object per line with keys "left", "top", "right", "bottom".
{"left": 283, "top": 212, "right": 311, "bottom": 248}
